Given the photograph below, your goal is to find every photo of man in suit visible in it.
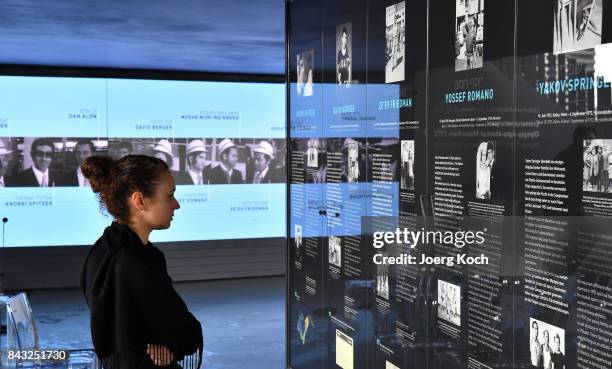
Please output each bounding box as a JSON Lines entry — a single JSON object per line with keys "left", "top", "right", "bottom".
{"left": 0, "top": 140, "right": 12, "bottom": 187}
{"left": 9, "top": 138, "right": 59, "bottom": 187}
{"left": 59, "top": 139, "right": 93, "bottom": 187}
{"left": 151, "top": 139, "right": 183, "bottom": 181}
{"left": 175, "top": 139, "right": 208, "bottom": 185}
{"left": 251, "top": 140, "right": 280, "bottom": 184}
{"left": 208, "top": 139, "right": 243, "bottom": 184}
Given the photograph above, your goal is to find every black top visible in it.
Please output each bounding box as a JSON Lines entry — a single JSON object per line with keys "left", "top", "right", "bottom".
{"left": 80, "top": 221, "right": 203, "bottom": 369}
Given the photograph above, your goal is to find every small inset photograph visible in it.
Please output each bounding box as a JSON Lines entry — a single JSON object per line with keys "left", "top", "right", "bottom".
{"left": 325, "top": 138, "right": 366, "bottom": 183}
{"left": 385, "top": 1, "right": 405, "bottom": 83}
{"left": 376, "top": 263, "right": 389, "bottom": 300}
{"left": 476, "top": 141, "right": 495, "bottom": 199}
{"left": 437, "top": 279, "right": 461, "bottom": 326}
{"left": 455, "top": 0, "right": 484, "bottom": 72}
{"left": 345, "top": 139, "right": 360, "bottom": 183}
{"left": 328, "top": 236, "right": 342, "bottom": 268}
{"left": 401, "top": 140, "right": 414, "bottom": 190}
{"left": 336, "top": 22, "right": 352, "bottom": 86}
{"left": 583, "top": 138, "right": 612, "bottom": 193}
{"left": 306, "top": 138, "right": 319, "bottom": 168}
{"left": 553, "top": 0, "right": 602, "bottom": 55}
{"left": 529, "top": 318, "right": 566, "bottom": 369}
{"left": 296, "top": 50, "right": 315, "bottom": 97}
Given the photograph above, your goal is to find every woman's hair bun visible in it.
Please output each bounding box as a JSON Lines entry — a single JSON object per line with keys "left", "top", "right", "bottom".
{"left": 81, "top": 156, "right": 115, "bottom": 193}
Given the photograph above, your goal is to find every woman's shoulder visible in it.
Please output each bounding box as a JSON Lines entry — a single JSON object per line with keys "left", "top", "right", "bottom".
{"left": 113, "top": 243, "right": 168, "bottom": 280}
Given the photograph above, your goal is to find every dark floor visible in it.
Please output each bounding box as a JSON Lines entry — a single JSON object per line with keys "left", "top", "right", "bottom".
{"left": 27, "top": 276, "right": 286, "bottom": 369}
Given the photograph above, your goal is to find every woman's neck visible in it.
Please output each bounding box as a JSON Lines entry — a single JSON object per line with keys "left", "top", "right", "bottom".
{"left": 120, "top": 219, "right": 151, "bottom": 245}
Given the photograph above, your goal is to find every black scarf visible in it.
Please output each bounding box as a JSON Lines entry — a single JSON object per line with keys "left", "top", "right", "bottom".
{"left": 80, "top": 221, "right": 203, "bottom": 369}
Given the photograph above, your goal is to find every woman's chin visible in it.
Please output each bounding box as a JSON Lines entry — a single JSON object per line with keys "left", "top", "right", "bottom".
{"left": 154, "top": 221, "right": 172, "bottom": 230}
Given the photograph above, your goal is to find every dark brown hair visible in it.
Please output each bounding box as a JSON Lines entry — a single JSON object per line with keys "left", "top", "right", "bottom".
{"left": 81, "top": 154, "right": 169, "bottom": 222}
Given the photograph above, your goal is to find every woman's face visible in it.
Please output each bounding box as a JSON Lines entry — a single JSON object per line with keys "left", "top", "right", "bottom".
{"left": 142, "top": 170, "right": 180, "bottom": 230}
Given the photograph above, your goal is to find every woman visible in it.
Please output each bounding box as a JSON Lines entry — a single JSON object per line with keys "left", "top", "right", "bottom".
{"left": 80, "top": 155, "right": 203, "bottom": 369}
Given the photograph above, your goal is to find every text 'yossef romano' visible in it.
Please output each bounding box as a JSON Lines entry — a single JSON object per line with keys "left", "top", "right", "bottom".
{"left": 372, "top": 228, "right": 489, "bottom": 266}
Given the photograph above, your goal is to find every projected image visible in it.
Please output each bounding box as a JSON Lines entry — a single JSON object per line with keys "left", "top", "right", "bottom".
{"left": 1, "top": 136, "right": 286, "bottom": 188}
{"left": 401, "top": 140, "right": 414, "bottom": 190}
{"left": 385, "top": 1, "right": 406, "bottom": 83}
{"left": 583, "top": 138, "right": 612, "bottom": 193}
{"left": 529, "top": 318, "right": 566, "bottom": 368}
{"left": 296, "top": 50, "right": 314, "bottom": 97}
{"left": 554, "top": 0, "right": 602, "bottom": 55}
{"left": 476, "top": 141, "right": 495, "bottom": 200}
{"left": 438, "top": 279, "right": 461, "bottom": 326}
{"left": 122, "top": 137, "right": 287, "bottom": 186}
{"left": 0, "top": 77, "right": 286, "bottom": 247}
{"left": 329, "top": 236, "right": 342, "bottom": 267}
{"left": 455, "top": 0, "right": 484, "bottom": 71}
{"left": 0, "top": 137, "right": 106, "bottom": 187}
{"left": 336, "top": 22, "right": 352, "bottom": 86}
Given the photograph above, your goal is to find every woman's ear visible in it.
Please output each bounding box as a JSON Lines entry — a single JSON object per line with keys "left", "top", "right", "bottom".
{"left": 130, "top": 191, "right": 146, "bottom": 212}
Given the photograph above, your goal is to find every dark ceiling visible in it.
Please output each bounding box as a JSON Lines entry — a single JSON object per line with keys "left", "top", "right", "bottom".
{"left": 0, "top": 0, "right": 285, "bottom": 75}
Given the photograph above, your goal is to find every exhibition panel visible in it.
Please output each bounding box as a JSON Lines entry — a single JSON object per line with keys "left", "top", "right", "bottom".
{"left": 288, "top": 0, "right": 611, "bottom": 368}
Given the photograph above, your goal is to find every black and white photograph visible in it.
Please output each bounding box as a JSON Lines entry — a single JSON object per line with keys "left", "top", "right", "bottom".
{"left": 175, "top": 138, "right": 286, "bottom": 185}
{"left": 0, "top": 137, "right": 106, "bottom": 188}
{"left": 111, "top": 137, "right": 287, "bottom": 186}
{"left": 336, "top": 22, "right": 352, "bottom": 86}
{"left": 306, "top": 138, "right": 319, "bottom": 168}
{"left": 553, "top": 0, "right": 602, "bottom": 55}
{"left": 295, "top": 224, "right": 303, "bottom": 263}
{"left": 455, "top": 0, "right": 484, "bottom": 72}
{"left": 345, "top": 138, "right": 360, "bottom": 182}
{"left": 328, "top": 236, "right": 342, "bottom": 267}
{"left": 583, "top": 139, "right": 612, "bottom": 193}
{"left": 401, "top": 140, "right": 414, "bottom": 190}
{"left": 305, "top": 138, "right": 326, "bottom": 183}
{"left": 325, "top": 138, "right": 366, "bottom": 183}
{"left": 385, "top": 1, "right": 405, "bottom": 83}
{"left": 476, "top": 141, "right": 495, "bottom": 199}
{"left": 296, "top": 50, "right": 314, "bottom": 97}
{"left": 529, "top": 318, "right": 566, "bottom": 369}
{"left": 292, "top": 138, "right": 327, "bottom": 183}
{"left": 376, "top": 263, "right": 389, "bottom": 300}
{"left": 437, "top": 279, "right": 461, "bottom": 326}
